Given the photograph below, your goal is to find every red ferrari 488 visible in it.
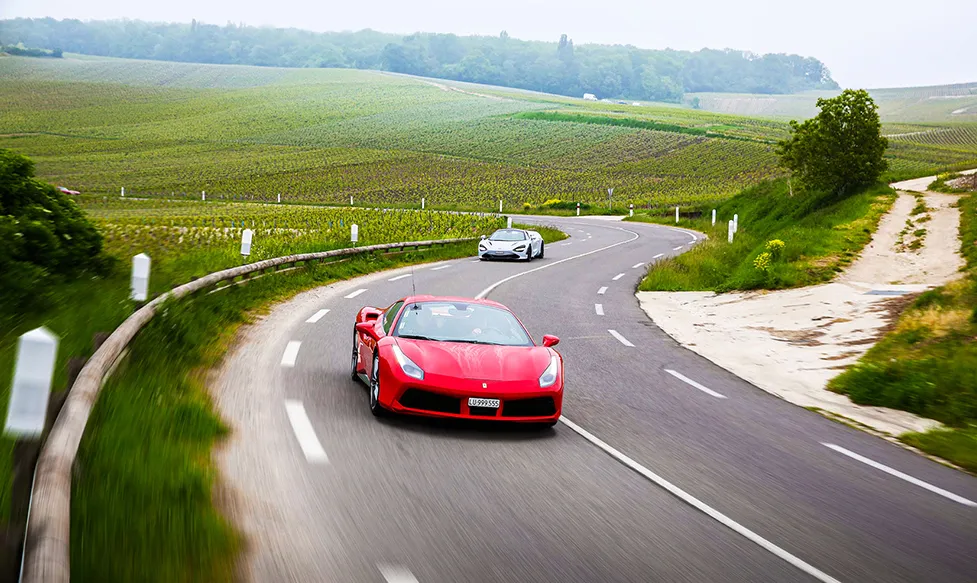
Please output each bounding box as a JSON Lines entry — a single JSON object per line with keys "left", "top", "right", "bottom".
{"left": 351, "top": 296, "right": 563, "bottom": 427}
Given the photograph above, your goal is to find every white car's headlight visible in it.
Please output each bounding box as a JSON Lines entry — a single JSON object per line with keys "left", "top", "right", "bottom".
{"left": 479, "top": 244, "right": 487, "bottom": 251}
{"left": 539, "top": 354, "right": 559, "bottom": 388}
{"left": 514, "top": 245, "right": 526, "bottom": 252}
{"left": 392, "top": 344, "right": 424, "bottom": 380}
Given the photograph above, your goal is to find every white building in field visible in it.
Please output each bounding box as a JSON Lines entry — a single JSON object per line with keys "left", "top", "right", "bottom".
{"left": 583, "top": 93, "right": 597, "bottom": 101}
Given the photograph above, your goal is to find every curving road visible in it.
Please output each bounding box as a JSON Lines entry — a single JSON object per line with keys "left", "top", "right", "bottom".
{"left": 213, "top": 216, "right": 977, "bottom": 583}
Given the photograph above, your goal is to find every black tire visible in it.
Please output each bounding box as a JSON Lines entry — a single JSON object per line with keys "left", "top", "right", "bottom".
{"left": 369, "top": 352, "right": 387, "bottom": 417}
{"left": 525, "top": 247, "right": 533, "bottom": 262}
{"left": 539, "top": 242, "right": 545, "bottom": 259}
{"left": 350, "top": 329, "right": 360, "bottom": 381}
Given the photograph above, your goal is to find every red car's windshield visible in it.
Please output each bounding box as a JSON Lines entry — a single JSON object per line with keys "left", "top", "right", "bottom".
{"left": 393, "top": 301, "right": 533, "bottom": 346}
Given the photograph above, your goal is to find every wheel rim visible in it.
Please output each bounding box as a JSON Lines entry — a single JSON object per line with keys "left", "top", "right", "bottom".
{"left": 351, "top": 337, "right": 358, "bottom": 374}
{"left": 370, "top": 356, "right": 380, "bottom": 408}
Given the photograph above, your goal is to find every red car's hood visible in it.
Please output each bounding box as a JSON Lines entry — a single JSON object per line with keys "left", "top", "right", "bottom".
{"left": 396, "top": 339, "right": 551, "bottom": 382}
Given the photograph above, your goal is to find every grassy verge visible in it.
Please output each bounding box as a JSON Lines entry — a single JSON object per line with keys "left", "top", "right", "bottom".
{"left": 513, "top": 223, "right": 569, "bottom": 243}
{"left": 70, "top": 240, "right": 489, "bottom": 581}
{"left": 829, "top": 190, "right": 977, "bottom": 472}
{"left": 634, "top": 179, "right": 896, "bottom": 292}
{"left": 928, "top": 172, "right": 976, "bottom": 194}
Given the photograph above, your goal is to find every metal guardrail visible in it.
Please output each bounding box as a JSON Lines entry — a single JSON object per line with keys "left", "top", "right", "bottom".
{"left": 22, "top": 238, "right": 473, "bottom": 583}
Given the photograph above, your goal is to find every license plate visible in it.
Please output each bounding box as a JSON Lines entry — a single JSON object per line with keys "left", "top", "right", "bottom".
{"left": 468, "top": 397, "right": 500, "bottom": 408}
{"left": 492, "top": 251, "right": 505, "bottom": 255}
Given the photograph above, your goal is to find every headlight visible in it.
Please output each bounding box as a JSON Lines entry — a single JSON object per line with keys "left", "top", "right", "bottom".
{"left": 539, "top": 354, "right": 559, "bottom": 388}
{"left": 391, "top": 344, "right": 424, "bottom": 380}
{"left": 479, "top": 245, "right": 487, "bottom": 251}
{"left": 514, "top": 245, "right": 526, "bottom": 251}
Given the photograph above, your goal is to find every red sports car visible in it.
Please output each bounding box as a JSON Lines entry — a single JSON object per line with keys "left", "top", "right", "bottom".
{"left": 351, "top": 295, "right": 563, "bottom": 427}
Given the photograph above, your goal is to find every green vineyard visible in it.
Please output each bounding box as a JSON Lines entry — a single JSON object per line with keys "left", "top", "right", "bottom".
{"left": 1, "top": 55, "right": 975, "bottom": 210}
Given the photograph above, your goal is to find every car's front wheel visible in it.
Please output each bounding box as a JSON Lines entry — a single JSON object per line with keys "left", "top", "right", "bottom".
{"left": 538, "top": 242, "right": 545, "bottom": 259}
{"left": 369, "top": 352, "right": 386, "bottom": 417}
{"left": 350, "top": 330, "right": 360, "bottom": 381}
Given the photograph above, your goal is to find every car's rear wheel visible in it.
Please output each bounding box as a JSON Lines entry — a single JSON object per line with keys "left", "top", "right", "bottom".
{"left": 369, "top": 352, "right": 386, "bottom": 417}
{"left": 350, "top": 330, "right": 360, "bottom": 381}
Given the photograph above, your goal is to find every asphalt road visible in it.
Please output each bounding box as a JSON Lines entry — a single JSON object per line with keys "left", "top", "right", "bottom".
{"left": 213, "top": 216, "right": 977, "bottom": 583}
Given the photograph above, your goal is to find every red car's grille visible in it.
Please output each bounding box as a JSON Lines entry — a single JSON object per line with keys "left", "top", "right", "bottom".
{"left": 468, "top": 406, "right": 498, "bottom": 417}
{"left": 502, "top": 397, "right": 556, "bottom": 418}
{"left": 398, "top": 388, "right": 461, "bottom": 414}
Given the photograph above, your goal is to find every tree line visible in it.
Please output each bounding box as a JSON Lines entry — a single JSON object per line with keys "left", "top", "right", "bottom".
{"left": 0, "top": 17, "right": 839, "bottom": 102}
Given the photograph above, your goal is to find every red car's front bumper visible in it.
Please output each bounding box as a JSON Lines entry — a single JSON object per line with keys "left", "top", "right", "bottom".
{"left": 380, "top": 366, "right": 563, "bottom": 423}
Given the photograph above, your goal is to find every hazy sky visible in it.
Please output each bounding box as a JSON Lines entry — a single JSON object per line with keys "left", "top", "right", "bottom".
{"left": 2, "top": 0, "right": 974, "bottom": 88}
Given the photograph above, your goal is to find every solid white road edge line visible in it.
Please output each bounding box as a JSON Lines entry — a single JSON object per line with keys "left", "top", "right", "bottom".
{"left": 430, "top": 265, "right": 451, "bottom": 271}
{"left": 632, "top": 263, "right": 644, "bottom": 269}
{"left": 653, "top": 253, "right": 664, "bottom": 259}
{"left": 305, "top": 309, "right": 330, "bottom": 324}
{"left": 673, "top": 246, "right": 683, "bottom": 251}
{"left": 280, "top": 341, "right": 301, "bottom": 367}
{"left": 595, "top": 303, "right": 604, "bottom": 316}
{"left": 822, "top": 443, "right": 976, "bottom": 507}
{"left": 612, "top": 273, "right": 625, "bottom": 281}
{"left": 474, "top": 226, "right": 640, "bottom": 299}
{"left": 597, "top": 286, "right": 608, "bottom": 295}
{"left": 388, "top": 274, "right": 412, "bottom": 281}
{"left": 559, "top": 416, "right": 842, "bottom": 583}
{"left": 378, "top": 564, "right": 419, "bottom": 583}
{"left": 665, "top": 369, "right": 727, "bottom": 399}
{"left": 284, "top": 400, "right": 329, "bottom": 464}
{"left": 344, "top": 288, "right": 368, "bottom": 299}
{"left": 608, "top": 329, "right": 634, "bottom": 347}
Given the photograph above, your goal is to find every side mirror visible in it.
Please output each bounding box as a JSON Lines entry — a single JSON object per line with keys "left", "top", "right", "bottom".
{"left": 362, "top": 308, "right": 381, "bottom": 321}
{"left": 542, "top": 334, "right": 560, "bottom": 348}
{"left": 480, "top": 235, "right": 487, "bottom": 240}
{"left": 356, "top": 321, "right": 380, "bottom": 341}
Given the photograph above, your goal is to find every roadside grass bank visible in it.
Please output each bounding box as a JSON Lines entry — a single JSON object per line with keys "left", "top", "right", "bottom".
{"left": 634, "top": 179, "right": 895, "bottom": 292}
{"left": 513, "top": 223, "right": 568, "bottom": 243}
{"left": 69, "top": 240, "right": 489, "bottom": 581}
{"left": 829, "top": 190, "right": 977, "bottom": 472}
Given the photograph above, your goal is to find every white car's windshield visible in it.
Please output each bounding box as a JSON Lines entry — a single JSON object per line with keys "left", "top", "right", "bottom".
{"left": 394, "top": 301, "right": 533, "bottom": 346}
{"left": 489, "top": 229, "right": 526, "bottom": 242}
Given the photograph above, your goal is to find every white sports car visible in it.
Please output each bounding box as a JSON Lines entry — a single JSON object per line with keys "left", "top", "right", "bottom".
{"left": 478, "top": 228, "right": 544, "bottom": 261}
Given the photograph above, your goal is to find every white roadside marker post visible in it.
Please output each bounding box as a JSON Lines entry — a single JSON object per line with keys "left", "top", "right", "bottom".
{"left": 630, "top": 204, "right": 634, "bottom": 217}
{"left": 202, "top": 191, "right": 206, "bottom": 201}
{"left": 131, "top": 253, "right": 151, "bottom": 302}
{"left": 675, "top": 206, "right": 679, "bottom": 223}
{"left": 499, "top": 199, "right": 503, "bottom": 213}
{"left": 121, "top": 186, "right": 125, "bottom": 198}
{"left": 507, "top": 217, "right": 512, "bottom": 228}
{"left": 421, "top": 197, "right": 425, "bottom": 210}
{"left": 240, "top": 229, "right": 253, "bottom": 258}
{"left": 728, "top": 220, "right": 734, "bottom": 243}
{"left": 350, "top": 195, "right": 354, "bottom": 206}
{"left": 351, "top": 223, "right": 359, "bottom": 243}
{"left": 712, "top": 209, "right": 716, "bottom": 226}
{"left": 733, "top": 213, "right": 739, "bottom": 234}
{"left": 576, "top": 202, "right": 580, "bottom": 216}
{"left": 277, "top": 193, "right": 281, "bottom": 203}
{"left": 5, "top": 326, "right": 59, "bottom": 534}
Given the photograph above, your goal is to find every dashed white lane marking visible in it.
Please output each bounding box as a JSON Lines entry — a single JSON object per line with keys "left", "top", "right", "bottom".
{"left": 305, "top": 309, "right": 330, "bottom": 324}
{"left": 388, "top": 273, "right": 412, "bottom": 281}
{"left": 378, "top": 565, "right": 419, "bottom": 583}
{"left": 430, "top": 265, "right": 451, "bottom": 271}
{"left": 653, "top": 253, "right": 664, "bottom": 259}
{"left": 586, "top": 233, "right": 591, "bottom": 236}
{"left": 665, "top": 369, "right": 727, "bottom": 399}
{"left": 562, "top": 242, "right": 573, "bottom": 246}
{"left": 284, "top": 400, "right": 328, "bottom": 464}
{"left": 280, "top": 341, "right": 302, "bottom": 367}
{"left": 595, "top": 303, "right": 604, "bottom": 316}
{"left": 558, "top": 416, "right": 842, "bottom": 583}
{"left": 612, "top": 273, "right": 625, "bottom": 281}
{"left": 475, "top": 226, "right": 640, "bottom": 299}
{"left": 632, "top": 263, "right": 644, "bottom": 269}
{"left": 608, "top": 329, "right": 634, "bottom": 347}
{"left": 597, "top": 286, "right": 608, "bottom": 295}
{"left": 344, "top": 288, "right": 368, "bottom": 299}
{"left": 673, "top": 246, "right": 683, "bottom": 251}
{"left": 822, "top": 443, "right": 976, "bottom": 507}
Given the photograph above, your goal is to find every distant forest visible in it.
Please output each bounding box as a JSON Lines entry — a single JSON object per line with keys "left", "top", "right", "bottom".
{"left": 0, "top": 18, "right": 839, "bottom": 101}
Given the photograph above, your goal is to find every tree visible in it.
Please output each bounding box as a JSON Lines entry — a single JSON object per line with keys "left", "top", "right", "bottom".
{"left": 778, "top": 89, "right": 888, "bottom": 195}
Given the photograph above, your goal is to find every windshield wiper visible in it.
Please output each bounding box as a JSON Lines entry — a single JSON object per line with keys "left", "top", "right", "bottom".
{"left": 397, "top": 334, "right": 437, "bottom": 341}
